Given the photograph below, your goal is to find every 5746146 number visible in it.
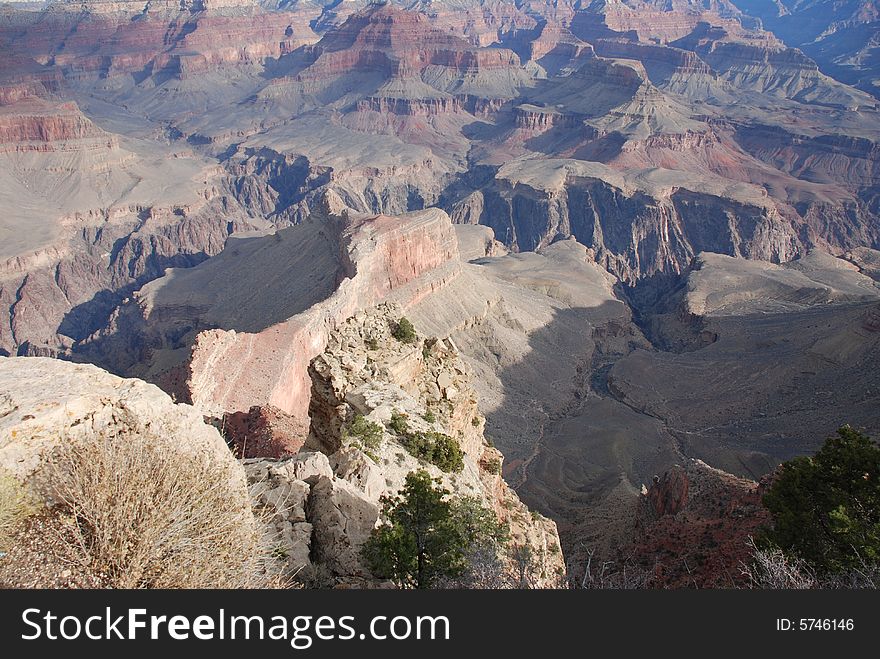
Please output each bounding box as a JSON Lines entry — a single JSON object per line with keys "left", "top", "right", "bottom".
{"left": 776, "top": 619, "right": 854, "bottom": 631}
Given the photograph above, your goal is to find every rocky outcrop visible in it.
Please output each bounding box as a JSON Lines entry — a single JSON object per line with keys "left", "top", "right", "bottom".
{"left": 243, "top": 303, "right": 565, "bottom": 586}
{"left": 672, "top": 22, "right": 870, "bottom": 106}
{"left": 525, "top": 22, "right": 593, "bottom": 73}
{"left": 0, "top": 341, "right": 562, "bottom": 588}
{"left": 223, "top": 405, "right": 309, "bottom": 459}
{"left": 354, "top": 94, "right": 509, "bottom": 118}
{"left": 306, "top": 302, "right": 486, "bottom": 460}
{"left": 733, "top": 124, "right": 880, "bottom": 191}
{"left": 633, "top": 459, "right": 771, "bottom": 588}
{"left": 589, "top": 37, "right": 724, "bottom": 97}
{"left": 1, "top": 3, "right": 320, "bottom": 83}
{"left": 514, "top": 105, "right": 583, "bottom": 132}
{"left": 0, "top": 100, "right": 109, "bottom": 150}
{"left": 453, "top": 159, "right": 798, "bottom": 282}
{"left": 245, "top": 451, "right": 389, "bottom": 584}
{"left": 104, "top": 206, "right": 463, "bottom": 425}
{"left": 308, "top": 475, "right": 380, "bottom": 577}
{"left": 298, "top": 5, "right": 522, "bottom": 81}
{"left": 734, "top": 0, "right": 880, "bottom": 99}
{"left": 644, "top": 467, "right": 689, "bottom": 519}
{"left": 0, "top": 357, "right": 249, "bottom": 506}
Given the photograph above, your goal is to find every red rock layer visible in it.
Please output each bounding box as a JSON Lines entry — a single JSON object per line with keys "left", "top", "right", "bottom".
{"left": 297, "top": 5, "right": 520, "bottom": 81}
{"left": 0, "top": 103, "right": 104, "bottom": 145}
{"left": 2, "top": 7, "right": 318, "bottom": 82}
{"left": 633, "top": 460, "right": 771, "bottom": 588}
{"left": 223, "top": 404, "right": 309, "bottom": 459}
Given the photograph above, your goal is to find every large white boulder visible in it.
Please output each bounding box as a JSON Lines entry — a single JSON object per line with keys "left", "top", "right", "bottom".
{"left": 0, "top": 357, "right": 248, "bottom": 506}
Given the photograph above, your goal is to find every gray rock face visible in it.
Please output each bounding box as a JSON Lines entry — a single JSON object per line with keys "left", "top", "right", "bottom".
{"left": 245, "top": 459, "right": 315, "bottom": 573}
{"left": 330, "top": 446, "right": 386, "bottom": 503}
{"left": 245, "top": 448, "right": 382, "bottom": 581}
{"left": 1, "top": 199, "right": 257, "bottom": 361}
{"left": 246, "top": 451, "right": 335, "bottom": 485}
{"left": 304, "top": 303, "right": 567, "bottom": 586}
{"left": 308, "top": 475, "right": 380, "bottom": 577}
{"left": 455, "top": 167, "right": 805, "bottom": 284}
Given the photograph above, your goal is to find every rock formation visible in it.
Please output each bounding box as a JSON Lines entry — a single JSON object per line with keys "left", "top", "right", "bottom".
{"left": 245, "top": 303, "right": 566, "bottom": 586}
{"left": 0, "top": 356, "right": 250, "bottom": 505}
{"left": 0, "top": 334, "right": 564, "bottom": 588}
{"left": 633, "top": 459, "right": 771, "bottom": 588}
{"left": 89, "top": 204, "right": 462, "bottom": 422}
{"left": 223, "top": 405, "right": 309, "bottom": 459}
{"left": 1, "top": 0, "right": 879, "bottom": 360}
{"left": 735, "top": 0, "right": 880, "bottom": 99}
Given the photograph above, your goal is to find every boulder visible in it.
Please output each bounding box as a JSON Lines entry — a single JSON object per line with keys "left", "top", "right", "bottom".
{"left": 0, "top": 358, "right": 247, "bottom": 507}
{"left": 245, "top": 457, "right": 315, "bottom": 575}
{"left": 223, "top": 405, "right": 308, "bottom": 459}
{"left": 246, "top": 451, "right": 333, "bottom": 485}
{"left": 308, "top": 475, "right": 379, "bottom": 576}
{"left": 330, "top": 446, "right": 386, "bottom": 502}
{"left": 645, "top": 466, "right": 689, "bottom": 518}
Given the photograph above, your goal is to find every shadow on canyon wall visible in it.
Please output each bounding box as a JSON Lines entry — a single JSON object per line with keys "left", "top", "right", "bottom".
{"left": 484, "top": 303, "right": 681, "bottom": 554}
{"left": 57, "top": 251, "right": 212, "bottom": 346}
{"left": 487, "top": 298, "right": 880, "bottom": 555}
{"left": 63, "top": 221, "right": 344, "bottom": 375}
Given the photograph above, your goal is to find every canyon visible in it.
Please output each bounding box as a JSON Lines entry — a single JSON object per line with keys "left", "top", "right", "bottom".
{"left": 0, "top": 0, "right": 879, "bottom": 586}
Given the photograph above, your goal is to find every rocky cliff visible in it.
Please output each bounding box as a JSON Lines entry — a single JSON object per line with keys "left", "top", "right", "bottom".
{"left": 81, "top": 204, "right": 463, "bottom": 431}
{"left": 2, "top": 0, "right": 877, "bottom": 320}
{"left": 0, "top": 356, "right": 244, "bottom": 488}
{"left": 0, "top": 343, "right": 564, "bottom": 588}
{"left": 242, "top": 302, "right": 565, "bottom": 586}
{"left": 1, "top": 0, "right": 880, "bottom": 589}
{"left": 734, "top": 0, "right": 880, "bottom": 99}
{"left": 633, "top": 459, "right": 771, "bottom": 588}
{"left": 450, "top": 159, "right": 799, "bottom": 283}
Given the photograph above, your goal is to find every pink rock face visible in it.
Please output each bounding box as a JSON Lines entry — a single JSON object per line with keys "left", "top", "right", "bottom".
{"left": 0, "top": 101, "right": 107, "bottom": 148}
{"left": 362, "top": 213, "right": 459, "bottom": 294}
{"left": 184, "top": 208, "right": 461, "bottom": 423}
{"left": 0, "top": 74, "right": 108, "bottom": 151}
{"left": 297, "top": 5, "right": 521, "bottom": 81}
{"left": 223, "top": 404, "right": 309, "bottom": 459}
{"left": 0, "top": 80, "right": 51, "bottom": 106}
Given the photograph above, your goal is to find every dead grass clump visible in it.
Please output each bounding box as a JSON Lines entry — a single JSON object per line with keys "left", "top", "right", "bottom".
{"left": 0, "top": 470, "right": 38, "bottom": 551}
{"left": 50, "top": 428, "right": 274, "bottom": 588}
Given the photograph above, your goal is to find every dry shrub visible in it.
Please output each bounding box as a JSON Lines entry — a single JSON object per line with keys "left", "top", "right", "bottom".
{"left": 740, "top": 537, "right": 878, "bottom": 589}
{"left": 50, "top": 428, "right": 275, "bottom": 588}
{"left": 740, "top": 538, "right": 817, "bottom": 589}
{"left": 0, "top": 470, "right": 37, "bottom": 551}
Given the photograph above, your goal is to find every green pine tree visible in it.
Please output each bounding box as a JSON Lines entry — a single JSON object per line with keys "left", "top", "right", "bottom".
{"left": 362, "top": 470, "right": 505, "bottom": 588}
{"left": 761, "top": 426, "right": 880, "bottom": 574}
